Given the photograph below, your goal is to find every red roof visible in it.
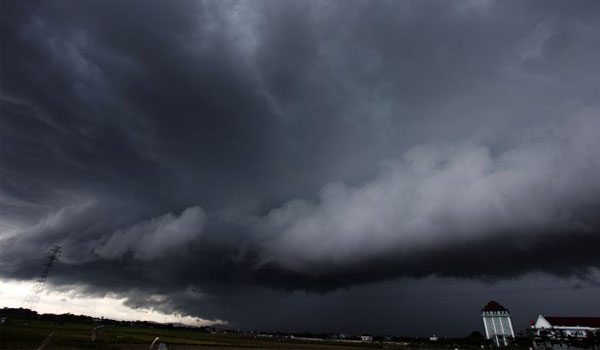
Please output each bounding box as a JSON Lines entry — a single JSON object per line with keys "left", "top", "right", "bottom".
{"left": 482, "top": 300, "right": 509, "bottom": 312}
{"left": 545, "top": 317, "right": 600, "bottom": 328}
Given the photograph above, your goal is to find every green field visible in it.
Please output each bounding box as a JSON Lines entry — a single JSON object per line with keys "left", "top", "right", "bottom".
{"left": 0, "top": 318, "right": 417, "bottom": 350}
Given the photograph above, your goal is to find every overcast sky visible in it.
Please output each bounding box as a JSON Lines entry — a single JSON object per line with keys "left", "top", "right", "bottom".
{"left": 1, "top": 0, "right": 600, "bottom": 336}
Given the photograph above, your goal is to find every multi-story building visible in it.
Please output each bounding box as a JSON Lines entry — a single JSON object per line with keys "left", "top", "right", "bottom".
{"left": 481, "top": 300, "right": 515, "bottom": 346}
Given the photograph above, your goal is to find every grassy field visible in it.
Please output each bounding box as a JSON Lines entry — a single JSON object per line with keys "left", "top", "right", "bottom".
{"left": 0, "top": 318, "right": 416, "bottom": 350}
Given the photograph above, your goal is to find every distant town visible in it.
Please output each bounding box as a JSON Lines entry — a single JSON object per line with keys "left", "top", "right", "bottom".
{"left": 1, "top": 300, "right": 599, "bottom": 350}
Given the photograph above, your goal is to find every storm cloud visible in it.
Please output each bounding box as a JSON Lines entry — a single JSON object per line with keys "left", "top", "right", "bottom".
{"left": 2, "top": 0, "right": 600, "bottom": 334}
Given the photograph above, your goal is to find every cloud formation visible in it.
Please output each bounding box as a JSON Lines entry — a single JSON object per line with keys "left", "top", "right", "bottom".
{"left": 96, "top": 206, "right": 206, "bottom": 260}
{"left": 254, "top": 113, "right": 600, "bottom": 275}
{"left": 2, "top": 0, "right": 600, "bottom": 333}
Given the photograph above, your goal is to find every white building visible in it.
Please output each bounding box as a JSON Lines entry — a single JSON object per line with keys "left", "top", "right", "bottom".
{"left": 481, "top": 301, "right": 515, "bottom": 347}
{"left": 531, "top": 315, "right": 600, "bottom": 350}
{"left": 532, "top": 315, "right": 600, "bottom": 338}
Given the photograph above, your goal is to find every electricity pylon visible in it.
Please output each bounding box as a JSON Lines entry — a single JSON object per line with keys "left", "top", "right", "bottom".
{"left": 22, "top": 246, "right": 61, "bottom": 310}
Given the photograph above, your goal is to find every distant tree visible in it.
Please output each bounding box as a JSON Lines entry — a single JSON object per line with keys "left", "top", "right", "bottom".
{"left": 465, "top": 331, "right": 485, "bottom": 345}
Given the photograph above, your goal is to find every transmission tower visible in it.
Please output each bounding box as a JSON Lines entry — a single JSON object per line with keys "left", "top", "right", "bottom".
{"left": 22, "top": 245, "right": 61, "bottom": 310}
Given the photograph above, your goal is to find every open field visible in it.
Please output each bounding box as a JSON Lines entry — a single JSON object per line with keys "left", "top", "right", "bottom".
{"left": 0, "top": 319, "right": 403, "bottom": 350}
{"left": 0, "top": 318, "right": 500, "bottom": 350}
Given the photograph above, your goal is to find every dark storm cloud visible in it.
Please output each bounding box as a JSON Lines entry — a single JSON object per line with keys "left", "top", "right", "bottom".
{"left": 2, "top": 0, "right": 600, "bottom": 332}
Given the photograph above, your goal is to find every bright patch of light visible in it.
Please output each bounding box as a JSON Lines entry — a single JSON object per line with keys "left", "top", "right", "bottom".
{"left": 0, "top": 279, "right": 225, "bottom": 327}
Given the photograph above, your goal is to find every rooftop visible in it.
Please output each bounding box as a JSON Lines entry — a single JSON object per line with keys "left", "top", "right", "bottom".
{"left": 545, "top": 317, "right": 600, "bottom": 328}
{"left": 482, "top": 300, "right": 509, "bottom": 312}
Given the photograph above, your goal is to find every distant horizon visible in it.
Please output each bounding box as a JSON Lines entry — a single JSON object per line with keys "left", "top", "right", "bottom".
{"left": 2, "top": 271, "right": 599, "bottom": 336}
{"left": 0, "top": 305, "right": 526, "bottom": 337}
{"left": 3, "top": 303, "right": 599, "bottom": 338}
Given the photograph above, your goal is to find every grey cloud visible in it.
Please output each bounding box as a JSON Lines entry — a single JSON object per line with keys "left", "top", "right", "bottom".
{"left": 2, "top": 0, "right": 600, "bottom": 334}
{"left": 96, "top": 206, "right": 206, "bottom": 260}
{"left": 253, "top": 112, "right": 600, "bottom": 274}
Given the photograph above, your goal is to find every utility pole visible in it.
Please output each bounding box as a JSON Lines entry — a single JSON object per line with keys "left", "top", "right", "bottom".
{"left": 22, "top": 246, "right": 61, "bottom": 311}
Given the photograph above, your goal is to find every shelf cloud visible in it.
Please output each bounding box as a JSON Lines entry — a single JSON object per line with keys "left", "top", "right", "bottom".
{"left": 2, "top": 0, "right": 600, "bottom": 333}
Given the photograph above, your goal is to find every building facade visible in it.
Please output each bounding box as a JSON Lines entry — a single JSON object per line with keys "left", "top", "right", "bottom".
{"left": 531, "top": 315, "right": 600, "bottom": 350}
{"left": 481, "top": 301, "right": 515, "bottom": 346}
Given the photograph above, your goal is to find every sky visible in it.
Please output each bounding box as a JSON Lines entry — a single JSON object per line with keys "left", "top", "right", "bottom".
{"left": 1, "top": 0, "right": 600, "bottom": 336}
